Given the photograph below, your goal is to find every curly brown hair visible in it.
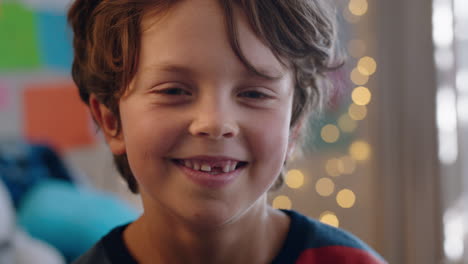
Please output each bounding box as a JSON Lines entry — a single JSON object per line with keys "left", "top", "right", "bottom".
{"left": 68, "top": 0, "right": 339, "bottom": 193}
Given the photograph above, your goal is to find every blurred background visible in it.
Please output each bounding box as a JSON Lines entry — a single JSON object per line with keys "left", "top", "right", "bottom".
{"left": 0, "top": 0, "right": 466, "bottom": 263}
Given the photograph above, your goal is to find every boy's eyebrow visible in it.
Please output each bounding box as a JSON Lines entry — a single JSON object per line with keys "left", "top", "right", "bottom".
{"left": 145, "top": 63, "right": 285, "bottom": 81}
{"left": 247, "top": 67, "right": 285, "bottom": 81}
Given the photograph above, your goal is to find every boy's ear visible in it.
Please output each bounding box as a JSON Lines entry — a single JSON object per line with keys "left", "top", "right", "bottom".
{"left": 89, "top": 94, "right": 126, "bottom": 155}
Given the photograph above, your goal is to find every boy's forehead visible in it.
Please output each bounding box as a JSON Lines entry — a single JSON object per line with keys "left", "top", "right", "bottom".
{"left": 140, "top": 62, "right": 286, "bottom": 82}
{"left": 138, "top": 0, "right": 290, "bottom": 81}
{"left": 140, "top": 0, "right": 220, "bottom": 32}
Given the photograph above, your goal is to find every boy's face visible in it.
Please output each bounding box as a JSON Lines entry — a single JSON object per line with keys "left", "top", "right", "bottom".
{"left": 103, "top": 0, "right": 294, "bottom": 227}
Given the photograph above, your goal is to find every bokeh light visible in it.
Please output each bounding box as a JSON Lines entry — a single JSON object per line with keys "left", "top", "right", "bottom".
{"left": 350, "top": 68, "right": 369, "bottom": 85}
{"left": 338, "top": 114, "right": 358, "bottom": 133}
{"left": 272, "top": 195, "right": 292, "bottom": 210}
{"left": 285, "top": 169, "right": 305, "bottom": 189}
{"left": 338, "top": 156, "right": 356, "bottom": 175}
{"left": 349, "top": 140, "right": 371, "bottom": 161}
{"left": 320, "top": 211, "right": 340, "bottom": 227}
{"left": 321, "top": 124, "right": 340, "bottom": 143}
{"left": 342, "top": 7, "right": 361, "bottom": 24}
{"left": 348, "top": 103, "right": 368, "bottom": 120}
{"left": 348, "top": 0, "right": 369, "bottom": 16}
{"left": 357, "top": 56, "right": 377, "bottom": 76}
{"left": 352, "top": 86, "right": 372, "bottom": 106}
{"left": 325, "top": 158, "right": 343, "bottom": 177}
{"left": 315, "top": 178, "right": 335, "bottom": 197}
{"left": 337, "top": 189, "right": 357, "bottom": 208}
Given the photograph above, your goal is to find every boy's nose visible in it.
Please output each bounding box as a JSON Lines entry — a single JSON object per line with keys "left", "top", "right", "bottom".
{"left": 188, "top": 101, "right": 239, "bottom": 140}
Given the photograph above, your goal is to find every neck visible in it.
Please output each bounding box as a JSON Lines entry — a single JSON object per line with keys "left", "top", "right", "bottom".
{"left": 124, "top": 198, "right": 290, "bottom": 264}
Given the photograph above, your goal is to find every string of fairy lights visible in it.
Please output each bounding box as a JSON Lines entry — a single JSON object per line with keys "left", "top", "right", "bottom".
{"left": 270, "top": 0, "right": 376, "bottom": 228}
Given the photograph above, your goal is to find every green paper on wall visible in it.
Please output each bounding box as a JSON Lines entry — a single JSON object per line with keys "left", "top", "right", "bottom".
{"left": 0, "top": 3, "right": 40, "bottom": 69}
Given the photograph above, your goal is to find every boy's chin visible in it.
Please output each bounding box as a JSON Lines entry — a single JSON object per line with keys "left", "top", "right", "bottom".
{"left": 175, "top": 198, "right": 268, "bottom": 232}
{"left": 177, "top": 205, "right": 246, "bottom": 231}
{"left": 140, "top": 188, "right": 267, "bottom": 231}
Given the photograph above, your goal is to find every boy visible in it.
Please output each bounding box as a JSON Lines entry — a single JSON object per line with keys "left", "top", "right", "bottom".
{"left": 68, "top": 0, "right": 386, "bottom": 263}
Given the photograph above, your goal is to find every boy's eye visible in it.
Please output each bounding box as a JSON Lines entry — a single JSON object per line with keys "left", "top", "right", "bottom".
{"left": 238, "top": 90, "right": 270, "bottom": 99}
{"left": 155, "top": 87, "right": 191, "bottom": 96}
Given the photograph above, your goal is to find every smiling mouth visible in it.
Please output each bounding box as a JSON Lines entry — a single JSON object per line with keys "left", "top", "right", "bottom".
{"left": 172, "top": 159, "right": 248, "bottom": 174}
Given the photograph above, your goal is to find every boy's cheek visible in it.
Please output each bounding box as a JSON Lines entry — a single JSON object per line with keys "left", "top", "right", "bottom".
{"left": 249, "top": 123, "right": 290, "bottom": 160}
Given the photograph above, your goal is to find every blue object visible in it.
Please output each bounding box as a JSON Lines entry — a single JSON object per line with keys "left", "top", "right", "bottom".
{"left": 17, "top": 179, "right": 138, "bottom": 262}
{"left": 36, "top": 11, "right": 73, "bottom": 71}
{"left": 0, "top": 142, "right": 73, "bottom": 208}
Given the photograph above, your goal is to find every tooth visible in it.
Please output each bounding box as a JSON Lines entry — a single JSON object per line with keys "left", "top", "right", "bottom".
{"left": 193, "top": 161, "right": 200, "bottom": 171}
{"left": 201, "top": 164, "right": 211, "bottom": 172}
{"left": 223, "top": 161, "right": 231, "bottom": 173}
{"left": 184, "top": 160, "right": 192, "bottom": 168}
{"left": 230, "top": 162, "right": 237, "bottom": 172}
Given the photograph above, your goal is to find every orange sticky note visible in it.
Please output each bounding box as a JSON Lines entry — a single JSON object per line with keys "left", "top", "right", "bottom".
{"left": 23, "top": 82, "right": 96, "bottom": 152}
